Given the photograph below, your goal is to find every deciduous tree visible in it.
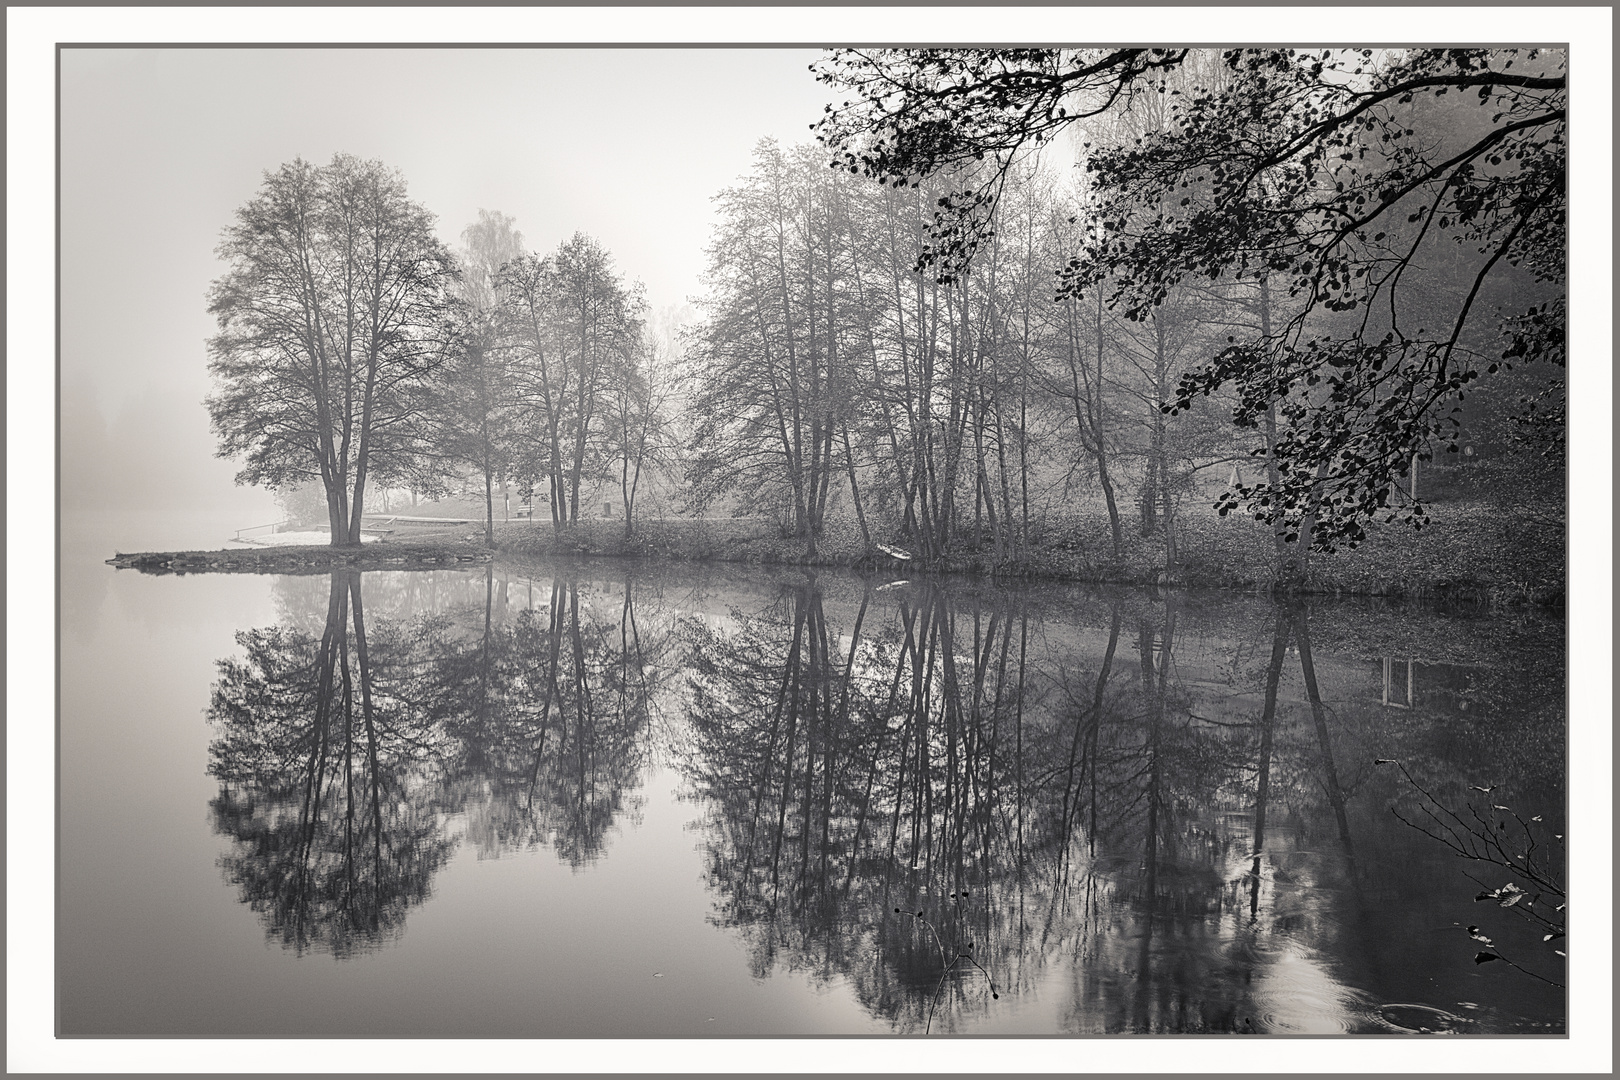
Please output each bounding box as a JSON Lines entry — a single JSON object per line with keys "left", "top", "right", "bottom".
{"left": 207, "top": 155, "right": 456, "bottom": 545}
{"left": 435, "top": 209, "right": 527, "bottom": 545}
{"left": 814, "top": 48, "right": 1566, "bottom": 552}
{"left": 499, "top": 233, "right": 646, "bottom": 530}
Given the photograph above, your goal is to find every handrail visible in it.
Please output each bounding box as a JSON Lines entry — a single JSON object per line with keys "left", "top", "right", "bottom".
{"left": 359, "top": 513, "right": 474, "bottom": 525}
{"left": 233, "top": 519, "right": 289, "bottom": 541}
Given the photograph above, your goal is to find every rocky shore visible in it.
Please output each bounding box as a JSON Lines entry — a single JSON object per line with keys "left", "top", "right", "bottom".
{"left": 106, "top": 540, "right": 493, "bottom": 576}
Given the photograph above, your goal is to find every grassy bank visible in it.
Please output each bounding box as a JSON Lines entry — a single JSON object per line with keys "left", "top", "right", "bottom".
{"left": 491, "top": 502, "right": 1563, "bottom": 607}
{"left": 111, "top": 502, "right": 1562, "bottom": 608}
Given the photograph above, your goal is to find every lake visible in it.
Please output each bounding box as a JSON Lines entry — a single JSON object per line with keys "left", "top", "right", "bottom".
{"left": 59, "top": 541, "right": 1566, "bottom": 1037}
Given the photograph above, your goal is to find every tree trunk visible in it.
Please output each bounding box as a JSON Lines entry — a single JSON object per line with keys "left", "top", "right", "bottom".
{"left": 840, "top": 424, "right": 871, "bottom": 549}
{"left": 549, "top": 420, "right": 567, "bottom": 532}
{"left": 483, "top": 464, "right": 496, "bottom": 547}
{"left": 1140, "top": 456, "right": 1159, "bottom": 537}
{"left": 1258, "top": 277, "right": 1289, "bottom": 568}
{"left": 1296, "top": 460, "right": 1331, "bottom": 581}
{"left": 346, "top": 356, "right": 382, "bottom": 548}
{"left": 323, "top": 472, "right": 348, "bottom": 547}
{"left": 1094, "top": 290, "right": 1123, "bottom": 557}
{"left": 1151, "top": 315, "right": 1175, "bottom": 572}
{"left": 1098, "top": 466, "right": 1123, "bottom": 559}
{"left": 621, "top": 454, "right": 634, "bottom": 540}
{"left": 1159, "top": 422, "right": 1177, "bottom": 572}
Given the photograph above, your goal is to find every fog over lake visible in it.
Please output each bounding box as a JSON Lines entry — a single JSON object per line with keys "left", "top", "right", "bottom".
{"left": 63, "top": 542, "right": 1565, "bottom": 1036}
{"left": 23, "top": 12, "right": 1610, "bottom": 1074}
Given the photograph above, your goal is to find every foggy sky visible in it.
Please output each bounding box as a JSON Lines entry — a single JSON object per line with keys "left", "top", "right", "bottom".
{"left": 59, "top": 47, "right": 833, "bottom": 520}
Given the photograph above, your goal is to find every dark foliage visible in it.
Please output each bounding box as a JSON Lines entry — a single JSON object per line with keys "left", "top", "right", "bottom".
{"left": 813, "top": 49, "right": 1566, "bottom": 552}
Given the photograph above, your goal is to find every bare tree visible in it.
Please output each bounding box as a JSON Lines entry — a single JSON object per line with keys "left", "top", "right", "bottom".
{"left": 207, "top": 154, "right": 456, "bottom": 545}
{"left": 606, "top": 331, "right": 682, "bottom": 538}
{"left": 686, "top": 141, "right": 850, "bottom": 555}
{"left": 434, "top": 210, "right": 526, "bottom": 545}
{"left": 500, "top": 233, "right": 646, "bottom": 531}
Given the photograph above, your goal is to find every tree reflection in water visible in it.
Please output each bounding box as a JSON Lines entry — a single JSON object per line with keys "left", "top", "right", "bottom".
{"left": 443, "top": 570, "right": 662, "bottom": 868}
{"left": 201, "top": 563, "right": 1562, "bottom": 1031}
{"left": 206, "top": 566, "right": 670, "bottom": 956}
{"left": 676, "top": 577, "right": 1564, "bottom": 1034}
{"left": 209, "top": 573, "right": 455, "bottom": 957}
{"left": 680, "top": 578, "right": 1075, "bottom": 1031}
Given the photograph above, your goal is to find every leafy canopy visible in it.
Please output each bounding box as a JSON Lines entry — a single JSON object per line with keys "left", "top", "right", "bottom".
{"left": 814, "top": 48, "right": 1566, "bottom": 551}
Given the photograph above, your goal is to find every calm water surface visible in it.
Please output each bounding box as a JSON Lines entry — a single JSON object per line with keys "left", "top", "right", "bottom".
{"left": 60, "top": 541, "right": 1566, "bottom": 1036}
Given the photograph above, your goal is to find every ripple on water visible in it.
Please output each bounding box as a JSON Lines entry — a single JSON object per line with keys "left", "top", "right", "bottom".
{"left": 1372, "top": 1003, "right": 1477, "bottom": 1034}
{"left": 1250, "top": 946, "right": 1364, "bottom": 1034}
{"left": 1226, "top": 932, "right": 1275, "bottom": 967}
{"left": 1252, "top": 997, "right": 1357, "bottom": 1034}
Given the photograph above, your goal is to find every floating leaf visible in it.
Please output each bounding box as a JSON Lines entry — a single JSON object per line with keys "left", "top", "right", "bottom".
{"left": 1470, "top": 785, "right": 1496, "bottom": 793}
{"left": 1466, "top": 926, "right": 1494, "bottom": 946}
{"left": 1474, "top": 951, "right": 1500, "bottom": 964}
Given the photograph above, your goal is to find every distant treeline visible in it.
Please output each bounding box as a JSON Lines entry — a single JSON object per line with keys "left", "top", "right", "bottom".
{"left": 207, "top": 48, "right": 1566, "bottom": 578}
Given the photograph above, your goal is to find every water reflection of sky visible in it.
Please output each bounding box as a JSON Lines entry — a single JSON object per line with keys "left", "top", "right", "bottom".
{"left": 1252, "top": 943, "right": 1362, "bottom": 1034}
{"left": 58, "top": 557, "right": 1567, "bottom": 1037}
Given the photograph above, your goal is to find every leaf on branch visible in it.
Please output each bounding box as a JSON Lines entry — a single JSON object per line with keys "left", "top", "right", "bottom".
{"left": 1474, "top": 883, "right": 1528, "bottom": 907}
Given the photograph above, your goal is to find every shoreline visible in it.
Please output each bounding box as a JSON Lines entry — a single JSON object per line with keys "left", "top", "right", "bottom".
{"left": 104, "top": 516, "right": 1564, "bottom": 609}
{"left": 106, "top": 539, "right": 493, "bottom": 576}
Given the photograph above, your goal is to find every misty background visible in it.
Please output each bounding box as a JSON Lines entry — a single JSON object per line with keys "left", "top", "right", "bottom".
{"left": 60, "top": 47, "right": 832, "bottom": 539}
{"left": 24, "top": 20, "right": 1612, "bottom": 1077}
